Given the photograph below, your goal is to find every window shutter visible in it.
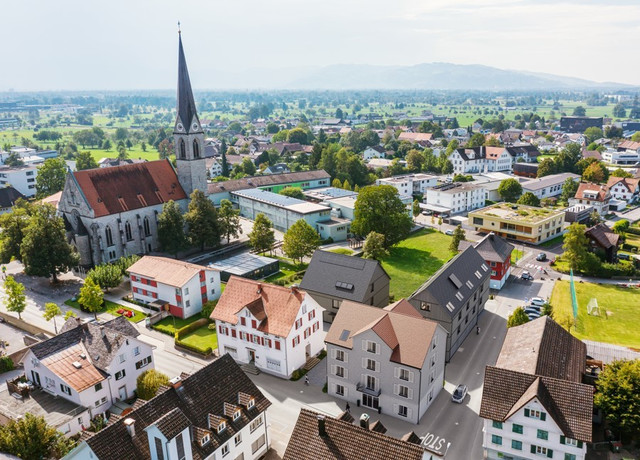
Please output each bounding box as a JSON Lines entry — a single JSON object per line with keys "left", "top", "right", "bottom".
{"left": 530, "top": 445, "right": 536, "bottom": 454}
{"left": 344, "top": 368, "right": 348, "bottom": 379}
{"left": 409, "top": 371, "right": 414, "bottom": 383}
{"left": 540, "top": 412, "right": 546, "bottom": 421}
{"left": 275, "top": 341, "right": 280, "bottom": 350}
{"left": 362, "top": 358, "right": 367, "bottom": 369}
{"left": 394, "top": 367, "right": 399, "bottom": 379}
{"left": 524, "top": 408, "right": 530, "bottom": 417}
{"left": 331, "top": 349, "right": 335, "bottom": 359}
{"left": 362, "top": 341, "right": 367, "bottom": 351}
{"left": 408, "top": 388, "right": 413, "bottom": 399}
{"left": 331, "top": 365, "right": 336, "bottom": 375}
{"left": 546, "top": 449, "right": 553, "bottom": 458}
{"left": 343, "top": 352, "right": 348, "bottom": 363}
{"left": 394, "top": 384, "right": 399, "bottom": 395}
{"left": 376, "top": 345, "right": 380, "bottom": 355}
{"left": 560, "top": 436, "right": 565, "bottom": 445}
{"left": 408, "top": 407, "right": 413, "bottom": 419}
{"left": 577, "top": 441, "right": 583, "bottom": 448}
{"left": 393, "top": 404, "right": 398, "bottom": 415}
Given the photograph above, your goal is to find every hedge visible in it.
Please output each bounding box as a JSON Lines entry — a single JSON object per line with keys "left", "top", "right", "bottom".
{"left": 175, "top": 318, "right": 209, "bottom": 340}
{"left": 625, "top": 227, "right": 640, "bottom": 236}
{"left": 175, "top": 339, "right": 212, "bottom": 356}
{"left": 0, "top": 356, "right": 14, "bottom": 374}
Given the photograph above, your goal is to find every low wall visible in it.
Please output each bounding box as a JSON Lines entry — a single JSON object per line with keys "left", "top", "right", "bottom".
{"left": 0, "top": 312, "right": 52, "bottom": 338}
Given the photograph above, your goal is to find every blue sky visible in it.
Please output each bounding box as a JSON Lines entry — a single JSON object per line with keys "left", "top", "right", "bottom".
{"left": 1, "top": 0, "right": 639, "bottom": 90}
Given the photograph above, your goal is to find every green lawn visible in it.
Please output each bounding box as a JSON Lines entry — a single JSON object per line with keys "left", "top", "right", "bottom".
{"left": 152, "top": 315, "right": 204, "bottom": 336}
{"left": 326, "top": 248, "right": 354, "bottom": 255}
{"left": 511, "top": 249, "right": 524, "bottom": 264}
{"left": 540, "top": 234, "right": 564, "bottom": 248}
{"left": 380, "top": 229, "right": 455, "bottom": 299}
{"left": 179, "top": 326, "right": 218, "bottom": 352}
{"left": 64, "top": 298, "right": 147, "bottom": 323}
{"left": 550, "top": 280, "right": 640, "bottom": 349}
{"left": 263, "top": 258, "right": 307, "bottom": 286}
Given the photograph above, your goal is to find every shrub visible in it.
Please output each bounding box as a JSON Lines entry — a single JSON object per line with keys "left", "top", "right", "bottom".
{"left": 201, "top": 300, "right": 217, "bottom": 319}
{"left": 136, "top": 369, "right": 170, "bottom": 400}
{"left": 175, "top": 318, "right": 209, "bottom": 340}
{"left": 175, "top": 339, "right": 212, "bottom": 356}
{"left": 290, "top": 368, "right": 308, "bottom": 381}
{"left": 0, "top": 356, "right": 14, "bottom": 374}
{"left": 318, "top": 349, "right": 327, "bottom": 360}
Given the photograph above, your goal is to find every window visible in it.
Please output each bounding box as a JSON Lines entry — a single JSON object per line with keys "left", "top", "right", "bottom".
{"left": 119, "top": 353, "right": 126, "bottom": 363}
{"left": 525, "top": 408, "right": 546, "bottom": 421}
{"left": 105, "top": 226, "right": 114, "bottom": 247}
{"left": 176, "top": 433, "right": 185, "bottom": 460}
{"left": 335, "top": 350, "right": 345, "bottom": 362}
{"left": 60, "top": 384, "right": 71, "bottom": 395}
{"left": 143, "top": 217, "right": 151, "bottom": 237}
{"left": 537, "top": 429, "right": 548, "bottom": 440}
{"left": 512, "top": 424, "right": 523, "bottom": 434}
{"left": 366, "top": 341, "right": 377, "bottom": 354}
{"left": 250, "top": 416, "right": 263, "bottom": 433}
{"left": 420, "top": 301, "right": 430, "bottom": 311}
{"left": 398, "top": 405, "right": 408, "bottom": 417}
{"left": 218, "top": 421, "right": 226, "bottom": 433}
{"left": 101, "top": 396, "right": 107, "bottom": 404}
{"left": 155, "top": 437, "right": 164, "bottom": 460}
{"left": 564, "top": 455, "right": 576, "bottom": 460}
{"left": 492, "top": 421, "right": 502, "bottom": 429}
{"left": 125, "top": 221, "right": 133, "bottom": 241}
{"left": 251, "top": 434, "right": 266, "bottom": 454}
{"left": 491, "top": 435, "right": 502, "bottom": 446}
{"left": 221, "top": 443, "right": 229, "bottom": 457}
{"left": 398, "top": 385, "right": 409, "bottom": 398}
{"left": 366, "top": 359, "right": 377, "bottom": 371}
{"left": 561, "top": 437, "right": 581, "bottom": 447}
{"left": 133, "top": 346, "right": 140, "bottom": 356}
{"left": 193, "top": 139, "right": 200, "bottom": 158}
{"left": 115, "top": 369, "right": 126, "bottom": 380}
{"left": 332, "top": 299, "right": 342, "bottom": 309}
{"left": 247, "top": 399, "right": 255, "bottom": 409}
{"left": 530, "top": 445, "right": 552, "bottom": 457}
{"left": 399, "top": 369, "right": 410, "bottom": 381}
{"left": 366, "top": 375, "right": 376, "bottom": 391}
{"left": 235, "top": 433, "right": 242, "bottom": 446}
{"left": 295, "top": 318, "right": 303, "bottom": 329}
{"left": 201, "top": 434, "right": 210, "bottom": 446}
{"left": 233, "top": 410, "right": 241, "bottom": 421}
{"left": 95, "top": 382, "right": 103, "bottom": 392}
{"left": 335, "top": 366, "right": 345, "bottom": 378}
{"left": 512, "top": 440, "right": 522, "bottom": 450}
{"left": 184, "top": 287, "right": 189, "bottom": 295}
{"left": 95, "top": 400, "right": 101, "bottom": 407}
{"left": 336, "top": 384, "right": 344, "bottom": 396}
{"left": 179, "top": 139, "right": 186, "bottom": 159}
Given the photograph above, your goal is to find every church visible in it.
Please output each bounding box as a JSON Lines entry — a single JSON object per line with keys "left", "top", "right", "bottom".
{"left": 58, "top": 31, "right": 207, "bottom": 267}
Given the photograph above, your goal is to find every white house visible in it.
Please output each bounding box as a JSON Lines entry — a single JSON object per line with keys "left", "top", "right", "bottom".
{"left": 425, "top": 182, "right": 486, "bottom": 215}
{"left": 520, "top": 173, "right": 580, "bottom": 200}
{"left": 211, "top": 277, "right": 325, "bottom": 379}
{"left": 606, "top": 176, "right": 639, "bottom": 204}
{"left": 376, "top": 173, "right": 438, "bottom": 196}
{"left": 449, "top": 147, "right": 487, "bottom": 175}
{"left": 480, "top": 317, "right": 592, "bottom": 460}
{"left": 206, "top": 157, "right": 223, "bottom": 178}
{"left": 601, "top": 148, "right": 640, "bottom": 165}
{"left": 0, "top": 165, "right": 38, "bottom": 197}
{"left": 569, "top": 182, "right": 611, "bottom": 215}
{"left": 63, "top": 354, "right": 271, "bottom": 460}
{"left": 22, "top": 317, "right": 154, "bottom": 435}
{"left": 325, "top": 299, "right": 447, "bottom": 424}
{"left": 363, "top": 145, "right": 387, "bottom": 160}
{"left": 127, "top": 256, "right": 222, "bottom": 319}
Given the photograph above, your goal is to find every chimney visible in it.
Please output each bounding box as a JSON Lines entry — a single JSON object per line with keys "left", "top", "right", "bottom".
{"left": 169, "top": 376, "right": 182, "bottom": 390}
{"left": 317, "top": 415, "right": 327, "bottom": 437}
{"left": 124, "top": 418, "right": 136, "bottom": 438}
{"left": 256, "top": 283, "right": 262, "bottom": 295}
{"left": 290, "top": 284, "right": 299, "bottom": 293}
{"left": 359, "top": 413, "right": 370, "bottom": 430}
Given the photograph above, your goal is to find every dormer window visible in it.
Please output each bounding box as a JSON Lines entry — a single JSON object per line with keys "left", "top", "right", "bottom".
{"left": 217, "top": 421, "right": 226, "bottom": 434}
{"left": 247, "top": 399, "right": 255, "bottom": 410}
{"left": 233, "top": 410, "right": 241, "bottom": 421}
{"left": 201, "top": 434, "right": 210, "bottom": 446}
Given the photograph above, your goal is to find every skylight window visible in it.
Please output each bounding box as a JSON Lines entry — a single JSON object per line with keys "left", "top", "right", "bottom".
{"left": 481, "top": 264, "right": 489, "bottom": 272}
{"left": 335, "top": 281, "right": 354, "bottom": 291}
{"left": 339, "top": 329, "right": 351, "bottom": 341}
{"left": 455, "top": 292, "right": 464, "bottom": 301}
{"left": 466, "top": 280, "right": 474, "bottom": 289}
{"left": 445, "top": 302, "right": 455, "bottom": 312}
{"left": 474, "top": 271, "right": 482, "bottom": 279}
{"left": 448, "top": 274, "right": 462, "bottom": 289}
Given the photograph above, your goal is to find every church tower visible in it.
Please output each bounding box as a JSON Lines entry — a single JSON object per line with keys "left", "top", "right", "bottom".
{"left": 174, "top": 28, "right": 207, "bottom": 196}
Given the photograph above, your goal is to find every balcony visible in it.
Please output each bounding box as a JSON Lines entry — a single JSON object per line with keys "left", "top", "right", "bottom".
{"left": 356, "top": 382, "right": 381, "bottom": 397}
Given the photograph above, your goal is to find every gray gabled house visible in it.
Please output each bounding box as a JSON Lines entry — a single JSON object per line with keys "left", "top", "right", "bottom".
{"left": 299, "top": 250, "right": 390, "bottom": 323}
{"left": 408, "top": 246, "right": 490, "bottom": 362}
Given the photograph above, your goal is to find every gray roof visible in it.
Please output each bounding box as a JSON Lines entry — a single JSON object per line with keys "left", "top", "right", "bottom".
{"left": 32, "top": 317, "right": 139, "bottom": 372}
{"left": 409, "top": 246, "right": 489, "bottom": 316}
{"left": 299, "top": 250, "right": 389, "bottom": 302}
{"left": 0, "top": 186, "right": 24, "bottom": 208}
{"left": 473, "top": 233, "right": 514, "bottom": 263}
{"left": 174, "top": 33, "right": 201, "bottom": 134}
{"left": 521, "top": 173, "right": 579, "bottom": 192}
{"left": 207, "top": 170, "right": 330, "bottom": 195}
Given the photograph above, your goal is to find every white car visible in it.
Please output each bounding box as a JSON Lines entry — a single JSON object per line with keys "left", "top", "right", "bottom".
{"left": 530, "top": 297, "right": 545, "bottom": 307}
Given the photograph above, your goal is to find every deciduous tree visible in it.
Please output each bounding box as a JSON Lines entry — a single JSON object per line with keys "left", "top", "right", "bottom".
{"left": 362, "top": 231, "right": 389, "bottom": 260}
{"left": 75, "top": 151, "right": 98, "bottom": 170}
{"left": 4, "top": 276, "right": 26, "bottom": 320}
{"left": 560, "top": 178, "right": 579, "bottom": 204}
{"left": 136, "top": 369, "right": 170, "bottom": 400}
{"left": 35, "top": 157, "right": 67, "bottom": 199}
{"left": 0, "top": 199, "right": 33, "bottom": 263}
{"left": 497, "top": 178, "right": 523, "bottom": 202}
{"left": 507, "top": 307, "right": 530, "bottom": 328}
{"left": 562, "top": 223, "right": 589, "bottom": 271}
{"left": 449, "top": 226, "right": 466, "bottom": 252}
{"left": 0, "top": 413, "right": 76, "bottom": 459}
{"left": 185, "top": 190, "right": 220, "bottom": 250}
{"left": 594, "top": 359, "right": 640, "bottom": 439}
{"left": 157, "top": 200, "right": 187, "bottom": 257}
{"left": 218, "top": 199, "right": 242, "bottom": 243}
{"left": 279, "top": 187, "right": 305, "bottom": 199}
{"left": 78, "top": 277, "right": 104, "bottom": 320}
{"left": 87, "top": 263, "right": 123, "bottom": 291}
{"left": 283, "top": 220, "right": 320, "bottom": 264}
{"left": 517, "top": 192, "right": 541, "bottom": 207}
{"left": 248, "top": 213, "right": 275, "bottom": 254}
{"left": 43, "top": 302, "right": 62, "bottom": 334}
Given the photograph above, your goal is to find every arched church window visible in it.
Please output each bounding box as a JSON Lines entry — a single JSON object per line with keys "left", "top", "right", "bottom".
{"left": 143, "top": 216, "right": 151, "bottom": 237}
{"left": 180, "top": 139, "right": 186, "bottom": 159}
{"left": 125, "top": 221, "right": 133, "bottom": 241}
{"left": 193, "top": 139, "right": 200, "bottom": 159}
{"left": 105, "top": 226, "right": 114, "bottom": 247}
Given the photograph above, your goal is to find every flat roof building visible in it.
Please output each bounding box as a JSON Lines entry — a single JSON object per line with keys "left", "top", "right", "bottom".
{"left": 208, "top": 252, "right": 280, "bottom": 282}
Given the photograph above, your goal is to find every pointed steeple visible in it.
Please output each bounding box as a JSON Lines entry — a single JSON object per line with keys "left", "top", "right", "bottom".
{"left": 175, "top": 28, "right": 201, "bottom": 134}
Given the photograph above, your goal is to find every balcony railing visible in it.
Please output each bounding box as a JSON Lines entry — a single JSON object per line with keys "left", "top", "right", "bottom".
{"left": 356, "top": 382, "right": 381, "bottom": 397}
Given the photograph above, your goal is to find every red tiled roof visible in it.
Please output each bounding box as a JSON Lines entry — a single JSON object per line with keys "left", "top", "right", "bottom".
{"left": 574, "top": 182, "right": 609, "bottom": 202}
{"left": 73, "top": 160, "right": 186, "bottom": 217}
{"left": 210, "top": 276, "right": 308, "bottom": 338}
{"left": 606, "top": 176, "right": 640, "bottom": 192}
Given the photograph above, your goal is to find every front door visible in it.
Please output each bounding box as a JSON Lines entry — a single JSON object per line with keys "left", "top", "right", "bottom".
{"left": 31, "top": 370, "right": 41, "bottom": 387}
{"left": 305, "top": 344, "right": 311, "bottom": 358}
{"left": 362, "top": 394, "right": 379, "bottom": 409}
{"left": 248, "top": 350, "right": 255, "bottom": 363}
{"left": 118, "top": 385, "right": 127, "bottom": 401}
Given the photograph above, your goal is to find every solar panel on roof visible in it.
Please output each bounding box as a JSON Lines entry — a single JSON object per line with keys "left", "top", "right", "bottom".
{"left": 445, "top": 302, "right": 455, "bottom": 312}
{"left": 448, "top": 273, "right": 462, "bottom": 289}
{"left": 339, "top": 329, "right": 351, "bottom": 341}
{"left": 335, "top": 281, "right": 354, "bottom": 291}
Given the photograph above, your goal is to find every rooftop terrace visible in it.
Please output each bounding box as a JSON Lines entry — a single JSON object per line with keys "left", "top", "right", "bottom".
{"left": 471, "top": 203, "right": 563, "bottom": 223}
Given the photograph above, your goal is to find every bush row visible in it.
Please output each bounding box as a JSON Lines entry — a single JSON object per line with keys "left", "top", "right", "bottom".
{"left": 175, "top": 318, "right": 209, "bottom": 340}
{"left": 175, "top": 339, "right": 212, "bottom": 356}
{"left": 272, "top": 270, "right": 307, "bottom": 286}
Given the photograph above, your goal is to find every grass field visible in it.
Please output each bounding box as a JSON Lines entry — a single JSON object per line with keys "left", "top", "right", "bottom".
{"left": 327, "top": 248, "right": 354, "bottom": 255}
{"left": 380, "top": 228, "right": 455, "bottom": 299}
{"left": 152, "top": 315, "right": 203, "bottom": 335}
{"left": 179, "top": 326, "right": 218, "bottom": 352}
{"left": 549, "top": 280, "right": 640, "bottom": 349}
{"left": 64, "top": 298, "right": 146, "bottom": 323}
{"left": 263, "top": 257, "right": 307, "bottom": 286}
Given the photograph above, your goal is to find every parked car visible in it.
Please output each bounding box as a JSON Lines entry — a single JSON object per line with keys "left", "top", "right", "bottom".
{"left": 445, "top": 229, "right": 454, "bottom": 236}
{"left": 452, "top": 384, "right": 468, "bottom": 403}
{"left": 536, "top": 253, "right": 547, "bottom": 262}
{"left": 525, "top": 308, "right": 541, "bottom": 318}
{"left": 421, "top": 210, "right": 431, "bottom": 216}
{"left": 521, "top": 271, "right": 533, "bottom": 281}
{"left": 530, "top": 297, "right": 545, "bottom": 307}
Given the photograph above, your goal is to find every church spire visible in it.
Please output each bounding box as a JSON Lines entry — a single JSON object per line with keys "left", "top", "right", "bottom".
{"left": 175, "top": 27, "right": 201, "bottom": 134}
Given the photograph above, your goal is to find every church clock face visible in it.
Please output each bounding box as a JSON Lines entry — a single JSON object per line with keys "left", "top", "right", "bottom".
{"left": 192, "top": 122, "right": 199, "bottom": 131}
{"left": 176, "top": 123, "right": 184, "bottom": 132}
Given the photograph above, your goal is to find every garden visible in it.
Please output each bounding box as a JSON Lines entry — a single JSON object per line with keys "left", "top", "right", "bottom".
{"left": 64, "top": 298, "right": 147, "bottom": 323}
{"left": 152, "top": 315, "right": 218, "bottom": 357}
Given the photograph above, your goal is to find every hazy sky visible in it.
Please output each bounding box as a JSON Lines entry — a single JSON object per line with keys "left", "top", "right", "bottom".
{"left": 2, "top": 0, "right": 639, "bottom": 91}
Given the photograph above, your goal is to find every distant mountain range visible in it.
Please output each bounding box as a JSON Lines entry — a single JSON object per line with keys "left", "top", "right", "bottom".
{"left": 206, "top": 62, "right": 633, "bottom": 91}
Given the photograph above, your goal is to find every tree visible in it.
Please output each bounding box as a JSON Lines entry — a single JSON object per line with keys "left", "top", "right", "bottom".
{"left": 541, "top": 302, "right": 553, "bottom": 317}
{"left": 114, "top": 127, "right": 129, "bottom": 141}
{"left": 412, "top": 200, "right": 422, "bottom": 219}
{"left": 78, "top": 277, "right": 104, "bottom": 320}
{"left": 537, "top": 158, "right": 556, "bottom": 178}
{"left": 0, "top": 413, "right": 76, "bottom": 459}
{"left": 449, "top": 226, "right": 466, "bottom": 252}
{"left": 362, "top": 232, "right": 389, "bottom": 260}
{"left": 497, "top": 178, "right": 523, "bottom": 202}
{"left": 4, "top": 276, "right": 26, "bottom": 320}
{"left": 342, "top": 179, "right": 352, "bottom": 191}
{"left": 507, "top": 307, "right": 530, "bottom": 328}
{"left": 572, "top": 106, "right": 586, "bottom": 116}
{"left": 35, "top": 157, "right": 67, "bottom": 199}
{"left": 76, "top": 151, "right": 98, "bottom": 170}
{"left": 611, "top": 168, "right": 632, "bottom": 178}
{"left": 87, "top": 263, "right": 123, "bottom": 291}
{"left": 201, "top": 300, "right": 217, "bottom": 319}
{"left": 555, "top": 311, "right": 576, "bottom": 333}
{"left": 240, "top": 157, "right": 256, "bottom": 176}
{"left": 117, "top": 145, "right": 128, "bottom": 160}
{"left": 351, "top": 185, "right": 413, "bottom": 248}
{"left": 248, "top": 213, "right": 275, "bottom": 254}
{"left": 185, "top": 190, "right": 220, "bottom": 250}
{"left": 4, "top": 151, "right": 23, "bottom": 166}
{"left": 0, "top": 199, "right": 33, "bottom": 263}
{"left": 20, "top": 204, "right": 79, "bottom": 282}
{"left": 332, "top": 178, "right": 342, "bottom": 188}
{"left": 102, "top": 139, "right": 112, "bottom": 150}
{"left": 221, "top": 150, "right": 229, "bottom": 177}
{"left": 612, "top": 219, "right": 630, "bottom": 235}
{"left": 584, "top": 127, "right": 603, "bottom": 144}
{"left": 136, "top": 369, "right": 170, "bottom": 400}
{"left": 560, "top": 178, "right": 579, "bottom": 204}
{"left": 287, "top": 127, "right": 309, "bottom": 145}
{"left": 158, "top": 200, "right": 187, "bottom": 257}
{"left": 283, "top": 220, "right": 320, "bottom": 264}
{"left": 612, "top": 103, "right": 627, "bottom": 118}
{"left": 43, "top": 302, "right": 62, "bottom": 334}
{"left": 582, "top": 162, "right": 607, "bottom": 183}
{"left": 594, "top": 359, "right": 640, "bottom": 439}
{"left": 517, "top": 192, "right": 541, "bottom": 207}
{"left": 64, "top": 310, "right": 77, "bottom": 321}
{"left": 406, "top": 149, "right": 425, "bottom": 172}
{"left": 218, "top": 199, "right": 242, "bottom": 243}
{"left": 562, "top": 223, "right": 589, "bottom": 271}
{"left": 279, "top": 187, "right": 305, "bottom": 199}
{"left": 466, "top": 132, "right": 486, "bottom": 147}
